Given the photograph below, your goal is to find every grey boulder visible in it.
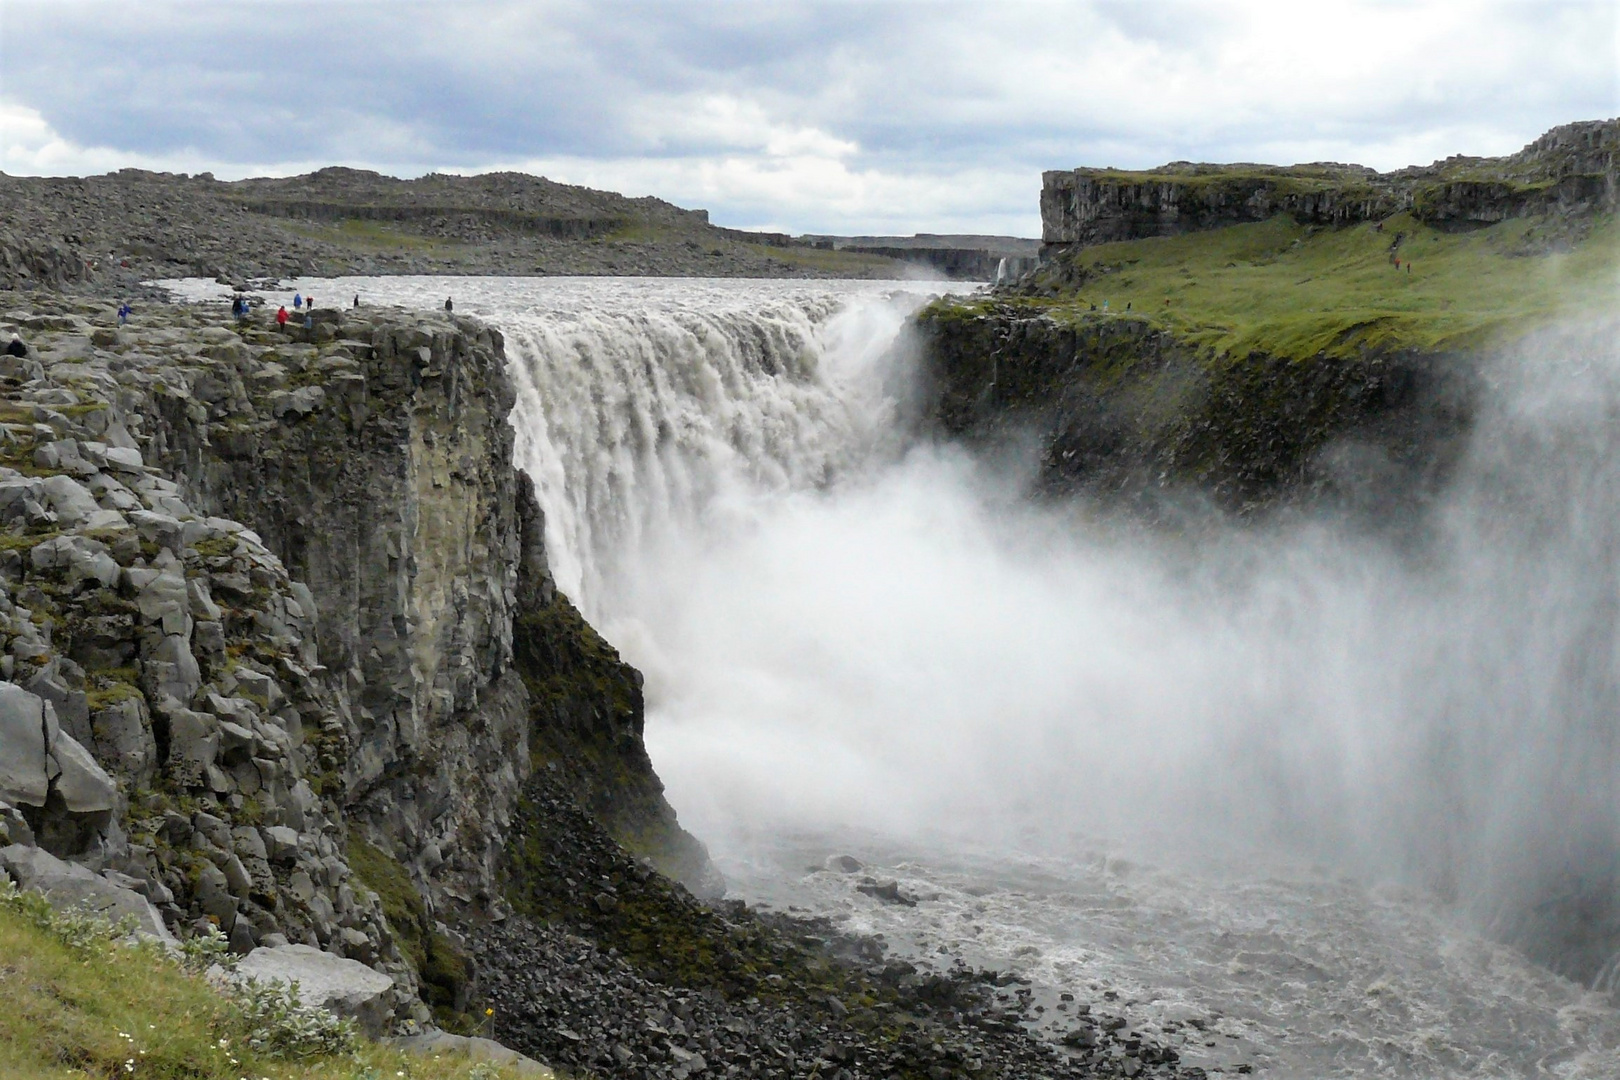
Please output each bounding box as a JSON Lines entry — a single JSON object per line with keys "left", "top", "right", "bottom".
{"left": 391, "top": 1030, "right": 554, "bottom": 1076}
{"left": 0, "top": 682, "right": 50, "bottom": 807}
{"left": 0, "top": 681, "right": 114, "bottom": 813}
{"left": 0, "top": 844, "right": 174, "bottom": 944}
{"left": 235, "top": 943, "right": 395, "bottom": 1036}
{"left": 40, "top": 474, "right": 101, "bottom": 528}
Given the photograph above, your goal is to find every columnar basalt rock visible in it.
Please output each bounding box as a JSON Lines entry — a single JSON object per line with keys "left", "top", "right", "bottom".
{"left": 0, "top": 292, "right": 711, "bottom": 1033}
{"left": 133, "top": 307, "right": 537, "bottom": 919}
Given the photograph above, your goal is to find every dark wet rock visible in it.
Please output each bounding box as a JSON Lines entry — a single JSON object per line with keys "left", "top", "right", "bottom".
{"left": 857, "top": 878, "right": 918, "bottom": 906}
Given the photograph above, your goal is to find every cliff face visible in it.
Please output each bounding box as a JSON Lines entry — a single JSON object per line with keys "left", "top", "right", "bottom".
{"left": 938, "top": 119, "right": 1619, "bottom": 516}
{"left": 919, "top": 306, "right": 1474, "bottom": 515}
{"left": 137, "top": 308, "right": 535, "bottom": 915}
{"left": 0, "top": 293, "right": 709, "bottom": 1027}
{"left": 1041, "top": 118, "right": 1617, "bottom": 255}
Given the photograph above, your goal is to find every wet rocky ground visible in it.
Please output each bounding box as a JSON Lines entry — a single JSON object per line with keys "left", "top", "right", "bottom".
{"left": 469, "top": 771, "right": 1214, "bottom": 1079}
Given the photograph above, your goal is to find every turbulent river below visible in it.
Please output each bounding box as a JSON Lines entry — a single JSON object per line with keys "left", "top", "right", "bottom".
{"left": 164, "top": 275, "right": 1620, "bottom": 1079}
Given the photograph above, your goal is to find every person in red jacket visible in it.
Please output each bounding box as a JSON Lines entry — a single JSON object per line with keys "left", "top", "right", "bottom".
{"left": 276, "top": 305, "right": 289, "bottom": 328}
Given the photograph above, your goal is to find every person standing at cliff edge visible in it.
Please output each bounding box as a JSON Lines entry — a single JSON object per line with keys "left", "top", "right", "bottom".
{"left": 293, "top": 292, "right": 302, "bottom": 310}
{"left": 444, "top": 297, "right": 453, "bottom": 312}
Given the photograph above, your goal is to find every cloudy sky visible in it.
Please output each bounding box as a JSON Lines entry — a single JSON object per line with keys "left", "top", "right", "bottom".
{"left": 1, "top": 1, "right": 1615, "bottom": 236}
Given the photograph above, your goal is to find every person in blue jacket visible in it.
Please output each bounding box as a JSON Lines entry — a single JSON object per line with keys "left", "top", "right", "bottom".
{"left": 293, "top": 292, "right": 303, "bottom": 310}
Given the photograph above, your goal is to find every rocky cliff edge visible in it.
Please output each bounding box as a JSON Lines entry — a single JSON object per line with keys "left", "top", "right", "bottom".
{"left": 0, "top": 292, "right": 712, "bottom": 1031}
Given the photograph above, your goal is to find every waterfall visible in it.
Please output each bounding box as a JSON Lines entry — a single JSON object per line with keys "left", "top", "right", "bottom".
{"left": 499, "top": 287, "right": 1620, "bottom": 986}
{"left": 500, "top": 281, "right": 939, "bottom": 620}
{"left": 164, "top": 274, "right": 1620, "bottom": 993}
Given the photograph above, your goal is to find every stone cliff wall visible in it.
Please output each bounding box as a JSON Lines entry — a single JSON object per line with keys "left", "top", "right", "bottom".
{"left": 137, "top": 308, "right": 535, "bottom": 919}
{"left": 1042, "top": 118, "right": 1618, "bottom": 255}
{"left": 918, "top": 306, "right": 1475, "bottom": 516}
{"left": 0, "top": 293, "right": 711, "bottom": 1030}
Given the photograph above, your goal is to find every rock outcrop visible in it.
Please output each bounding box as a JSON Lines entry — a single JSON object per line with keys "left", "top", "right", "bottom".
{"left": 0, "top": 292, "right": 710, "bottom": 1033}
{"left": 1041, "top": 118, "right": 1617, "bottom": 256}
{"left": 918, "top": 307, "right": 1476, "bottom": 515}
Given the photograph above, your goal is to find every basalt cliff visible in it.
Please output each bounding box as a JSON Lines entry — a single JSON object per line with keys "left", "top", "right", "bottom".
{"left": 0, "top": 294, "right": 716, "bottom": 1019}
{"left": 1040, "top": 118, "right": 1616, "bottom": 257}
{"left": 920, "top": 118, "right": 1619, "bottom": 517}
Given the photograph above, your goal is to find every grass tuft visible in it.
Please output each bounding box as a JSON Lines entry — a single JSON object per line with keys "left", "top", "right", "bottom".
{"left": 0, "top": 881, "right": 538, "bottom": 1079}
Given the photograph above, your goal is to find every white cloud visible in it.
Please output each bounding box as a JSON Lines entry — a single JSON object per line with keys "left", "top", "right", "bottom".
{"left": 0, "top": 100, "right": 341, "bottom": 179}
{"left": 2, "top": 1, "right": 1614, "bottom": 234}
{"left": 497, "top": 151, "right": 1039, "bottom": 237}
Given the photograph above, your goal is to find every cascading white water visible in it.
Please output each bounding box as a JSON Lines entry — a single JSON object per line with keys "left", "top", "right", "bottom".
{"left": 496, "top": 281, "right": 929, "bottom": 616}
{"left": 164, "top": 275, "right": 1620, "bottom": 1077}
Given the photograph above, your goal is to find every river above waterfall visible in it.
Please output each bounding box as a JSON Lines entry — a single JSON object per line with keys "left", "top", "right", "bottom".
{"left": 161, "top": 275, "right": 1620, "bottom": 1078}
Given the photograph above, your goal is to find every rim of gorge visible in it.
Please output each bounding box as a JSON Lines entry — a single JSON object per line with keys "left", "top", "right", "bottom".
{"left": 0, "top": 115, "right": 1615, "bottom": 1080}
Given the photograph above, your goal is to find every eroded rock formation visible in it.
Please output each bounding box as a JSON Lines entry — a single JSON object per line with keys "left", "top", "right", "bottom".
{"left": 0, "top": 294, "right": 708, "bottom": 1031}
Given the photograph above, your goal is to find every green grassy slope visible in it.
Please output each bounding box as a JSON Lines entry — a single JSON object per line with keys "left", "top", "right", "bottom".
{"left": 930, "top": 211, "right": 1618, "bottom": 363}
{"left": 0, "top": 900, "right": 533, "bottom": 1080}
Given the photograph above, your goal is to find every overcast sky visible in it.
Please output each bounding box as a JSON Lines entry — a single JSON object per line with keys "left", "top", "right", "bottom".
{"left": 1, "top": 1, "right": 1615, "bottom": 236}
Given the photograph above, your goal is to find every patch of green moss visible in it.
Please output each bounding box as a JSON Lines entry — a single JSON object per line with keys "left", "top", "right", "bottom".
{"left": 190, "top": 535, "right": 239, "bottom": 560}
{"left": 232, "top": 794, "right": 266, "bottom": 827}
{"left": 0, "top": 529, "right": 57, "bottom": 552}
{"left": 84, "top": 677, "right": 141, "bottom": 713}
{"left": 346, "top": 836, "right": 470, "bottom": 1025}
{"left": 509, "top": 589, "right": 719, "bottom": 887}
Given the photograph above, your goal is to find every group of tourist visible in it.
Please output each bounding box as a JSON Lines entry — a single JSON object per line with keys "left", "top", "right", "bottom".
{"left": 270, "top": 289, "right": 318, "bottom": 331}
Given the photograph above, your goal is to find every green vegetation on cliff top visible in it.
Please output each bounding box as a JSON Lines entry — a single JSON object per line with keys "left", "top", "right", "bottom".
{"left": 927, "top": 212, "right": 1618, "bottom": 362}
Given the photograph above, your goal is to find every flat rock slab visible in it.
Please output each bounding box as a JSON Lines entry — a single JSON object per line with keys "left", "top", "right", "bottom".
{"left": 235, "top": 943, "right": 394, "bottom": 1037}
{"left": 0, "top": 844, "right": 174, "bottom": 944}
{"left": 391, "top": 1030, "right": 554, "bottom": 1076}
{"left": 0, "top": 683, "right": 49, "bottom": 807}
